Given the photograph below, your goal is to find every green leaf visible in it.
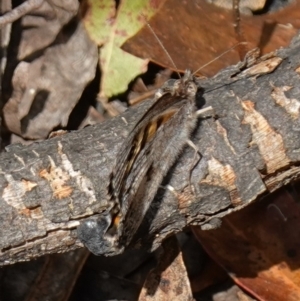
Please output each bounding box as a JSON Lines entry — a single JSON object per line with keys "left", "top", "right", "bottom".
{"left": 82, "top": 0, "right": 165, "bottom": 98}
{"left": 82, "top": 0, "right": 116, "bottom": 45}
{"left": 100, "top": 45, "right": 148, "bottom": 98}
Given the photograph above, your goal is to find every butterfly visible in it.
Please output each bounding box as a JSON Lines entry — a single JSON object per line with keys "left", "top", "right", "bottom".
{"left": 77, "top": 70, "right": 213, "bottom": 255}
{"left": 76, "top": 14, "right": 241, "bottom": 254}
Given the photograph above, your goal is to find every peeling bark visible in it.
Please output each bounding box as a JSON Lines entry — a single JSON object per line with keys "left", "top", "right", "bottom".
{"left": 1, "top": 33, "right": 300, "bottom": 265}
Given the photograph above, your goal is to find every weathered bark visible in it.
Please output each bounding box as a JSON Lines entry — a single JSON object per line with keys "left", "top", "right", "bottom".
{"left": 1, "top": 33, "right": 300, "bottom": 265}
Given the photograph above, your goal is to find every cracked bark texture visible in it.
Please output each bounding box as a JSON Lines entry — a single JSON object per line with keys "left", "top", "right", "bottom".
{"left": 1, "top": 33, "right": 300, "bottom": 265}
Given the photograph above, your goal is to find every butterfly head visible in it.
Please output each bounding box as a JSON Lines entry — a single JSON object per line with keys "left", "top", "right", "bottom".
{"left": 77, "top": 210, "right": 124, "bottom": 256}
{"left": 172, "top": 69, "right": 197, "bottom": 98}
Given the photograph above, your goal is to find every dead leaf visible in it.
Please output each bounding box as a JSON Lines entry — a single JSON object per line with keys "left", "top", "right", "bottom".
{"left": 139, "top": 237, "right": 193, "bottom": 301}
{"left": 19, "top": 0, "right": 79, "bottom": 60}
{"left": 193, "top": 186, "right": 300, "bottom": 301}
{"left": 123, "top": 0, "right": 300, "bottom": 76}
{"left": 3, "top": 21, "right": 98, "bottom": 139}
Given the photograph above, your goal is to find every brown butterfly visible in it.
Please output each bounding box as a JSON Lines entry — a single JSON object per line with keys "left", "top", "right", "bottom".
{"left": 77, "top": 14, "right": 242, "bottom": 254}
{"left": 77, "top": 70, "right": 211, "bottom": 255}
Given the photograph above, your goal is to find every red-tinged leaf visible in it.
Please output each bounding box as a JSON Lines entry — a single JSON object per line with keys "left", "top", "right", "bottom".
{"left": 193, "top": 187, "right": 300, "bottom": 301}
{"left": 123, "top": 0, "right": 300, "bottom": 77}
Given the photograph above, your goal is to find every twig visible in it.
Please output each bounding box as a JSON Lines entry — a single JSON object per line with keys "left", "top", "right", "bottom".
{"left": 0, "top": 0, "right": 44, "bottom": 27}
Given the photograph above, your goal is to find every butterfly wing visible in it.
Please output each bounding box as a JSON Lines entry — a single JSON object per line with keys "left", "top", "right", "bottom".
{"left": 118, "top": 93, "right": 197, "bottom": 247}
{"left": 111, "top": 91, "right": 188, "bottom": 205}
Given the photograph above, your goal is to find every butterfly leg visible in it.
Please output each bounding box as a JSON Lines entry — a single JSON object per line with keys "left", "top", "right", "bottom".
{"left": 186, "top": 140, "right": 201, "bottom": 195}
{"left": 157, "top": 184, "right": 180, "bottom": 200}
{"left": 195, "top": 106, "right": 214, "bottom": 118}
{"left": 187, "top": 106, "right": 215, "bottom": 194}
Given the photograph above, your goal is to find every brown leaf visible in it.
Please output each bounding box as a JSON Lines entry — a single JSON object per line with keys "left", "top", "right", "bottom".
{"left": 3, "top": 21, "right": 98, "bottom": 139}
{"left": 193, "top": 185, "right": 300, "bottom": 301}
{"left": 139, "top": 237, "right": 193, "bottom": 301}
{"left": 123, "top": 0, "right": 300, "bottom": 76}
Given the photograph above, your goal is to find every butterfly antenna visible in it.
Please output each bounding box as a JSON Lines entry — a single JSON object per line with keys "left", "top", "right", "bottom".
{"left": 233, "top": 0, "right": 249, "bottom": 60}
{"left": 142, "top": 15, "right": 181, "bottom": 78}
{"left": 192, "top": 42, "right": 247, "bottom": 76}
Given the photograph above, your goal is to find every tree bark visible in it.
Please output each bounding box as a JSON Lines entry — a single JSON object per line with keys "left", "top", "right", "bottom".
{"left": 1, "top": 33, "right": 300, "bottom": 265}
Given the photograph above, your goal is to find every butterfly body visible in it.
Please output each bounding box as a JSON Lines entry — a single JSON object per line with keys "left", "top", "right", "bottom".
{"left": 77, "top": 70, "right": 200, "bottom": 255}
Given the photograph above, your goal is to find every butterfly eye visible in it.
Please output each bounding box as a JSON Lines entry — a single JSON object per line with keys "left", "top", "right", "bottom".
{"left": 186, "top": 82, "right": 197, "bottom": 96}
{"left": 172, "top": 80, "right": 181, "bottom": 95}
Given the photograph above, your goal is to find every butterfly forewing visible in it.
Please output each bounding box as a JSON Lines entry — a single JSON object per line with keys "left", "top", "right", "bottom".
{"left": 119, "top": 92, "right": 198, "bottom": 247}
{"left": 111, "top": 83, "right": 191, "bottom": 204}
{"left": 111, "top": 73, "right": 198, "bottom": 249}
